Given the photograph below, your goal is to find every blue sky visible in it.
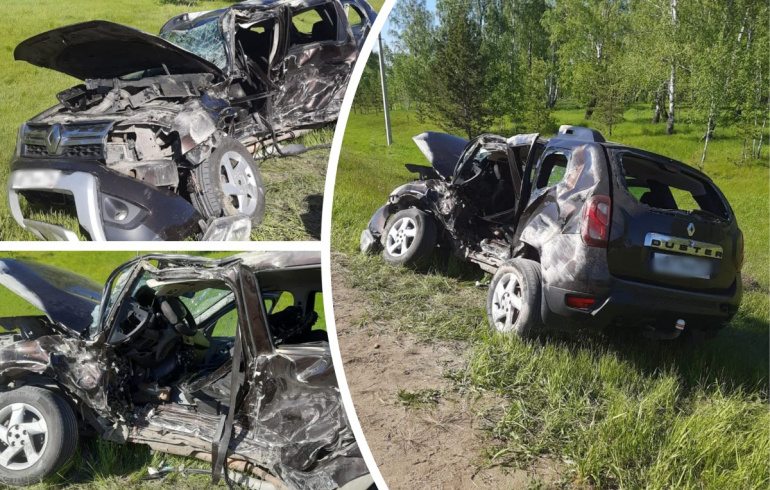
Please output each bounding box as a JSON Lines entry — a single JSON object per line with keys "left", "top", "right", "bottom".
{"left": 378, "top": 0, "right": 437, "bottom": 50}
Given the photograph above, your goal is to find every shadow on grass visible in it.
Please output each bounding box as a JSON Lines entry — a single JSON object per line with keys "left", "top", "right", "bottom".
{"left": 300, "top": 193, "right": 323, "bottom": 240}
{"left": 541, "top": 311, "right": 769, "bottom": 399}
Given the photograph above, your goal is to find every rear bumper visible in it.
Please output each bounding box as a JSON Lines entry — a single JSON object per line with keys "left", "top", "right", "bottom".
{"left": 542, "top": 275, "right": 742, "bottom": 332}
{"left": 8, "top": 157, "right": 203, "bottom": 241}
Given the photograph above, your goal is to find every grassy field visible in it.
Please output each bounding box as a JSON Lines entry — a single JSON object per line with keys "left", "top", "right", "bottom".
{"left": 331, "top": 105, "right": 769, "bottom": 488}
{"left": 0, "top": 0, "right": 370, "bottom": 242}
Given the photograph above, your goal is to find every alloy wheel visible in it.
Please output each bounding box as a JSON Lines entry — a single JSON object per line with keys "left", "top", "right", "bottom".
{"left": 0, "top": 403, "right": 48, "bottom": 471}
{"left": 491, "top": 272, "right": 523, "bottom": 333}
{"left": 385, "top": 217, "right": 417, "bottom": 257}
{"left": 219, "top": 151, "right": 259, "bottom": 216}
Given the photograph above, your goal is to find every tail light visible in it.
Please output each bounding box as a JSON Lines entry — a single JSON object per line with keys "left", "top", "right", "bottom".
{"left": 581, "top": 195, "right": 611, "bottom": 248}
{"left": 566, "top": 295, "right": 597, "bottom": 309}
{"left": 736, "top": 230, "right": 744, "bottom": 271}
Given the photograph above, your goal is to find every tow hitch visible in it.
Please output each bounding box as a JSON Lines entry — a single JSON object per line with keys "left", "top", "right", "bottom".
{"left": 643, "top": 319, "right": 686, "bottom": 340}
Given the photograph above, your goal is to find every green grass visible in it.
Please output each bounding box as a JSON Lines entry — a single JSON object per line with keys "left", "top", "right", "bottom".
{"left": 252, "top": 128, "right": 334, "bottom": 241}
{"left": 331, "top": 105, "right": 769, "bottom": 489}
{"left": 397, "top": 388, "right": 442, "bottom": 407}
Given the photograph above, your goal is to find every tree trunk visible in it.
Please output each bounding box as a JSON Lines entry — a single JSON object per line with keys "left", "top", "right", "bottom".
{"left": 652, "top": 88, "right": 662, "bottom": 123}
{"left": 757, "top": 116, "right": 766, "bottom": 159}
{"left": 667, "top": 61, "right": 675, "bottom": 134}
{"left": 547, "top": 42, "right": 558, "bottom": 108}
{"left": 667, "top": 0, "right": 677, "bottom": 135}
{"left": 701, "top": 101, "right": 714, "bottom": 165}
{"left": 585, "top": 98, "right": 596, "bottom": 120}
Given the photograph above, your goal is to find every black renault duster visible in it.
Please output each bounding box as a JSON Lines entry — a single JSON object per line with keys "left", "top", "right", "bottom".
{"left": 362, "top": 126, "right": 743, "bottom": 340}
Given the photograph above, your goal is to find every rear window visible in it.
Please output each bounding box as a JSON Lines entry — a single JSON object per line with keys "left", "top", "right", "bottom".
{"left": 620, "top": 153, "right": 729, "bottom": 220}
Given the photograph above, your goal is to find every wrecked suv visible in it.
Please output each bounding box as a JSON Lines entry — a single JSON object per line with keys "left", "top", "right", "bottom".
{"left": 0, "top": 252, "right": 372, "bottom": 489}
{"left": 9, "top": 0, "right": 375, "bottom": 241}
{"left": 362, "top": 126, "right": 743, "bottom": 341}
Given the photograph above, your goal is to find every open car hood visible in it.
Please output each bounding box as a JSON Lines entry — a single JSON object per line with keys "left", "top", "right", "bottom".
{"left": 0, "top": 259, "right": 102, "bottom": 335}
{"left": 413, "top": 131, "right": 469, "bottom": 180}
{"left": 14, "top": 20, "right": 223, "bottom": 80}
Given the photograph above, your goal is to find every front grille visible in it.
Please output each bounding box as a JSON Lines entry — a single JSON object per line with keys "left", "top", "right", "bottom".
{"left": 24, "top": 145, "right": 48, "bottom": 156}
{"left": 25, "top": 144, "right": 103, "bottom": 159}
{"left": 64, "top": 145, "right": 102, "bottom": 158}
{"left": 21, "top": 121, "right": 112, "bottom": 160}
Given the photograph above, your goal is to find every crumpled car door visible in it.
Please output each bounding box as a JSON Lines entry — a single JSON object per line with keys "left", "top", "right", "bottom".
{"left": 271, "top": 1, "right": 358, "bottom": 130}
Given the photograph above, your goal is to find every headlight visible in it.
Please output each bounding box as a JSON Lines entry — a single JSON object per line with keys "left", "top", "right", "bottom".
{"left": 202, "top": 216, "right": 252, "bottom": 241}
{"left": 14, "top": 124, "right": 26, "bottom": 157}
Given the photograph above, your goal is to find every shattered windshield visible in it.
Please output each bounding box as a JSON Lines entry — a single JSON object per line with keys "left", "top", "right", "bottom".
{"left": 160, "top": 17, "right": 228, "bottom": 70}
{"left": 180, "top": 288, "right": 233, "bottom": 323}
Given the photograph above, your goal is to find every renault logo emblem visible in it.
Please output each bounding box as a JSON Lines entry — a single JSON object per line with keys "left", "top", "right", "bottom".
{"left": 687, "top": 222, "right": 695, "bottom": 236}
{"left": 45, "top": 124, "right": 62, "bottom": 155}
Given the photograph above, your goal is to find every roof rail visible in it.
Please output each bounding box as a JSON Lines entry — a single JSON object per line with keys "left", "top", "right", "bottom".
{"left": 557, "top": 125, "right": 606, "bottom": 143}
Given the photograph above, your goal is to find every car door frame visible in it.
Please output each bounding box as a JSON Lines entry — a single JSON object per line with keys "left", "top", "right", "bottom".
{"left": 270, "top": 0, "right": 358, "bottom": 126}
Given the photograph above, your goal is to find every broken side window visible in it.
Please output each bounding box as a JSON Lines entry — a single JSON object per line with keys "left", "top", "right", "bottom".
{"left": 181, "top": 288, "right": 233, "bottom": 324}
{"left": 535, "top": 150, "right": 570, "bottom": 189}
{"left": 290, "top": 4, "right": 340, "bottom": 46}
{"left": 235, "top": 18, "right": 279, "bottom": 75}
{"left": 311, "top": 291, "right": 326, "bottom": 330}
{"left": 344, "top": 2, "right": 364, "bottom": 29}
{"left": 620, "top": 153, "right": 729, "bottom": 219}
{"left": 160, "top": 17, "right": 228, "bottom": 70}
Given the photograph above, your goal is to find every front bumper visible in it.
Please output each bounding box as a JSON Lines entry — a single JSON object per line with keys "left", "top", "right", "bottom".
{"left": 360, "top": 204, "right": 391, "bottom": 254}
{"left": 8, "top": 157, "right": 204, "bottom": 241}
{"left": 542, "top": 275, "right": 742, "bottom": 333}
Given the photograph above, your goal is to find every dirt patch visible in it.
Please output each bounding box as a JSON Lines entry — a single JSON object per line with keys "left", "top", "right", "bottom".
{"left": 331, "top": 264, "right": 560, "bottom": 489}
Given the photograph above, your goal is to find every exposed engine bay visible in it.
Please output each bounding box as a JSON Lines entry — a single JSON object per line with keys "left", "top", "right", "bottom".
{"left": 9, "top": 0, "right": 377, "bottom": 241}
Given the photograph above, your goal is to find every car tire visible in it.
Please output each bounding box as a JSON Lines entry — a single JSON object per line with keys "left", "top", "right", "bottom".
{"left": 0, "top": 387, "right": 78, "bottom": 486}
{"left": 487, "top": 259, "right": 544, "bottom": 339}
{"left": 192, "top": 138, "right": 266, "bottom": 226}
{"left": 381, "top": 208, "right": 437, "bottom": 268}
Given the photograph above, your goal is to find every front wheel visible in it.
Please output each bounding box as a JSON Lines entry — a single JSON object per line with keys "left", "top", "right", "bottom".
{"left": 486, "top": 259, "right": 544, "bottom": 339}
{"left": 381, "top": 208, "right": 437, "bottom": 268}
{"left": 192, "top": 138, "right": 266, "bottom": 227}
{"left": 0, "top": 387, "right": 79, "bottom": 486}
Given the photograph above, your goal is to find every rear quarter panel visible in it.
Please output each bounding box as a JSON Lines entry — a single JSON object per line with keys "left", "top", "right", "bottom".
{"left": 515, "top": 143, "right": 612, "bottom": 293}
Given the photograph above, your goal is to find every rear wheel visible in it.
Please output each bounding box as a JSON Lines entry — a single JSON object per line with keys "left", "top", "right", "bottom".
{"left": 381, "top": 208, "right": 437, "bottom": 268}
{"left": 192, "top": 138, "right": 266, "bottom": 227}
{"left": 0, "top": 387, "right": 78, "bottom": 486}
{"left": 487, "top": 259, "right": 544, "bottom": 339}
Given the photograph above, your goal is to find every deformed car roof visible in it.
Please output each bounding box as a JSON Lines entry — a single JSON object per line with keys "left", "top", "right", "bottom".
{"left": 0, "top": 253, "right": 318, "bottom": 335}
{"left": 0, "top": 259, "right": 102, "bottom": 334}
{"left": 14, "top": 20, "right": 223, "bottom": 80}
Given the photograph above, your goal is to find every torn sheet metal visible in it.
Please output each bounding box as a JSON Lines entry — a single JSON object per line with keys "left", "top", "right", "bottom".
{"left": 0, "top": 252, "right": 368, "bottom": 488}
{"left": 8, "top": 0, "right": 376, "bottom": 241}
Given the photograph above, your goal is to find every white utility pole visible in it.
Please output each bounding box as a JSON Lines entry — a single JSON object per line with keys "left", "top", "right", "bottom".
{"left": 378, "top": 34, "right": 393, "bottom": 146}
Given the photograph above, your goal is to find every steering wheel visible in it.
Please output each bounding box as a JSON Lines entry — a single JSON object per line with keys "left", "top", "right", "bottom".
{"left": 458, "top": 163, "right": 484, "bottom": 185}
{"left": 114, "top": 300, "right": 154, "bottom": 342}
{"left": 159, "top": 297, "right": 197, "bottom": 337}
